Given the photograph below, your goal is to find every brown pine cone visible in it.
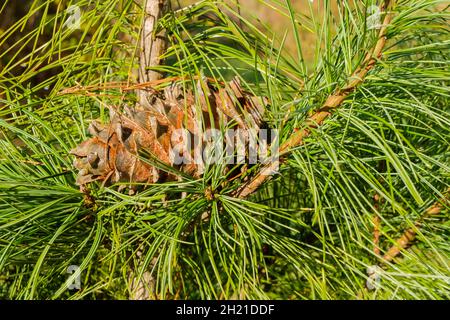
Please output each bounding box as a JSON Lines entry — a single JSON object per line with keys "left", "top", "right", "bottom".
{"left": 70, "top": 77, "right": 267, "bottom": 188}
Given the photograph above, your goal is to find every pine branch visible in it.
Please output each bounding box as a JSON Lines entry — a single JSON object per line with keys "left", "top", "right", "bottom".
{"left": 1, "top": 0, "right": 448, "bottom": 300}
{"left": 130, "top": 0, "right": 168, "bottom": 301}
{"left": 382, "top": 189, "right": 450, "bottom": 264}
{"left": 373, "top": 194, "right": 382, "bottom": 256}
{"left": 236, "top": 0, "right": 395, "bottom": 198}
{"left": 137, "top": 0, "right": 167, "bottom": 109}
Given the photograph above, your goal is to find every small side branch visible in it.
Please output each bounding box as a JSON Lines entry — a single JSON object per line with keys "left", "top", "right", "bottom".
{"left": 382, "top": 190, "right": 449, "bottom": 263}
{"left": 130, "top": 0, "right": 168, "bottom": 300}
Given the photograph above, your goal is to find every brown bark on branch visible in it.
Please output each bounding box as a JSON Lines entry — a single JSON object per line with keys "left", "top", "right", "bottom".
{"left": 130, "top": 0, "right": 168, "bottom": 301}
{"left": 373, "top": 195, "right": 382, "bottom": 256}
{"left": 382, "top": 190, "right": 449, "bottom": 263}
{"left": 236, "top": 0, "right": 395, "bottom": 198}
{"left": 138, "top": 0, "right": 167, "bottom": 109}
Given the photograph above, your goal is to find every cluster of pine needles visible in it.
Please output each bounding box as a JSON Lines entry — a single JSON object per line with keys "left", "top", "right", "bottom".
{"left": 0, "top": 0, "right": 449, "bottom": 299}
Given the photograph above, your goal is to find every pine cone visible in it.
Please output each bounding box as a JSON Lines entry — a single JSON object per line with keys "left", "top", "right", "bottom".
{"left": 70, "top": 77, "right": 267, "bottom": 188}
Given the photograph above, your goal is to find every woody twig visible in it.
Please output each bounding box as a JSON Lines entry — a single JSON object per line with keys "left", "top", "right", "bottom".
{"left": 236, "top": 0, "right": 395, "bottom": 198}
{"left": 130, "top": 0, "right": 168, "bottom": 301}
{"left": 382, "top": 189, "right": 449, "bottom": 264}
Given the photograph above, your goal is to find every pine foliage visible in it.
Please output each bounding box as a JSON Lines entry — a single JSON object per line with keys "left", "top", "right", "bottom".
{"left": 0, "top": 0, "right": 448, "bottom": 299}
